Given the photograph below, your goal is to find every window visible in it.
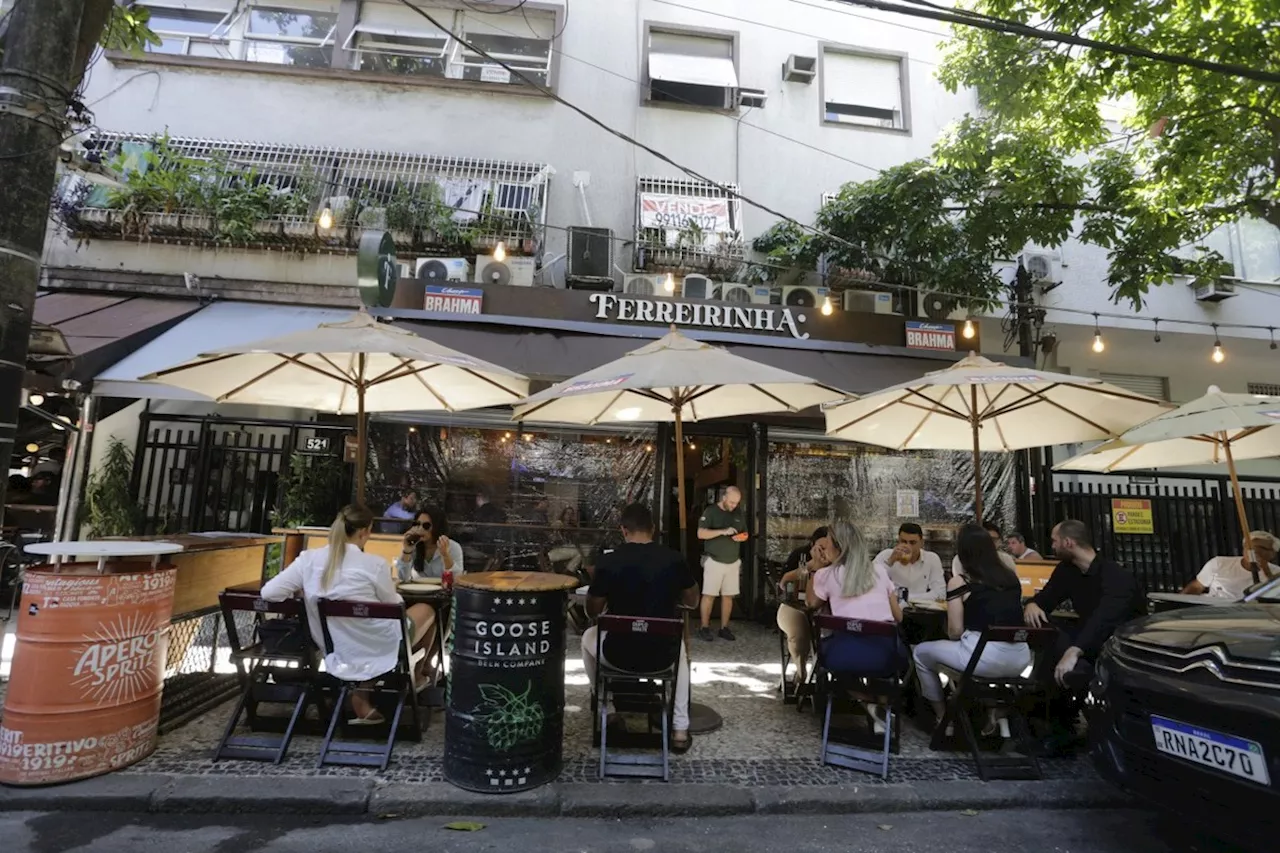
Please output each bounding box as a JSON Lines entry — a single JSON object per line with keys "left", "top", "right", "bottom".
{"left": 243, "top": 2, "right": 338, "bottom": 68}
{"left": 455, "top": 9, "right": 556, "bottom": 87}
{"left": 645, "top": 27, "right": 738, "bottom": 110}
{"left": 636, "top": 177, "right": 742, "bottom": 255}
{"left": 821, "top": 47, "right": 908, "bottom": 131}
{"left": 139, "top": 2, "right": 235, "bottom": 57}
{"left": 347, "top": 2, "right": 452, "bottom": 78}
{"left": 1100, "top": 373, "right": 1170, "bottom": 401}
{"left": 1248, "top": 382, "right": 1280, "bottom": 397}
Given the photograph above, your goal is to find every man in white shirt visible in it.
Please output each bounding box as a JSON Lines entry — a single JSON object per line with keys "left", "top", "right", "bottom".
{"left": 951, "top": 521, "right": 1018, "bottom": 577}
{"left": 874, "top": 522, "right": 945, "bottom": 602}
{"left": 1182, "top": 530, "right": 1280, "bottom": 599}
{"left": 1006, "top": 532, "right": 1043, "bottom": 561}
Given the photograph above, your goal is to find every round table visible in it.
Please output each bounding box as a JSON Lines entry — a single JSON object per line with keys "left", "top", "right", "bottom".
{"left": 26, "top": 539, "right": 184, "bottom": 571}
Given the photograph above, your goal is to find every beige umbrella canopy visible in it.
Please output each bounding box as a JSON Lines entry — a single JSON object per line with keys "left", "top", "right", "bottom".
{"left": 823, "top": 352, "right": 1172, "bottom": 516}
{"left": 1057, "top": 386, "right": 1280, "bottom": 580}
{"left": 141, "top": 311, "right": 529, "bottom": 504}
{"left": 514, "top": 327, "right": 848, "bottom": 540}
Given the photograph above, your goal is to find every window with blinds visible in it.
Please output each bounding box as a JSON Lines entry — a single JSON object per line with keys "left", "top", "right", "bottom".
{"left": 821, "top": 47, "right": 908, "bottom": 131}
{"left": 1247, "top": 382, "right": 1280, "bottom": 396}
{"left": 1100, "top": 373, "right": 1170, "bottom": 401}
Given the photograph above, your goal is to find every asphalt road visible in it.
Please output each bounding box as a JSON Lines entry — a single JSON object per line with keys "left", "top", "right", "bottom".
{"left": 0, "top": 808, "right": 1246, "bottom": 853}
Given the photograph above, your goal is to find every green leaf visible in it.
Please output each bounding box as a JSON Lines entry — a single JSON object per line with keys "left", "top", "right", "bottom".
{"left": 960, "top": 809, "right": 980, "bottom": 817}
{"left": 444, "top": 821, "right": 486, "bottom": 832}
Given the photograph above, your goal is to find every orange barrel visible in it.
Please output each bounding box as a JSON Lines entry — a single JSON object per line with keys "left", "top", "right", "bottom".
{"left": 0, "top": 562, "right": 177, "bottom": 786}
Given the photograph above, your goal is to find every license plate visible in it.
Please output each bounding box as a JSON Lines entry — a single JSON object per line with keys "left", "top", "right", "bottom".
{"left": 1150, "top": 715, "right": 1271, "bottom": 786}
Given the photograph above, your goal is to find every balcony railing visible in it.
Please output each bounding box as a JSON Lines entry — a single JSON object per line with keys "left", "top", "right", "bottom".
{"left": 633, "top": 176, "right": 745, "bottom": 276}
{"left": 56, "top": 131, "right": 550, "bottom": 256}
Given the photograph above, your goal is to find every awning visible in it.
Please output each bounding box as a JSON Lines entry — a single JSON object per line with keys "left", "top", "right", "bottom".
{"left": 92, "top": 302, "right": 353, "bottom": 399}
{"left": 648, "top": 52, "right": 739, "bottom": 89}
{"left": 33, "top": 292, "right": 201, "bottom": 383}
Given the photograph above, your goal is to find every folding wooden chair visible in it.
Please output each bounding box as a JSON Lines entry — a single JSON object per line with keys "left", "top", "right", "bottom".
{"left": 315, "top": 598, "right": 425, "bottom": 771}
{"left": 929, "top": 625, "right": 1058, "bottom": 781}
{"left": 591, "top": 614, "right": 684, "bottom": 781}
{"left": 214, "top": 591, "right": 319, "bottom": 764}
{"left": 814, "top": 615, "right": 906, "bottom": 779}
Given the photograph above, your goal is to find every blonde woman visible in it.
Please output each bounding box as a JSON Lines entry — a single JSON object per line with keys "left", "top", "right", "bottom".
{"left": 262, "top": 504, "right": 434, "bottom": 724}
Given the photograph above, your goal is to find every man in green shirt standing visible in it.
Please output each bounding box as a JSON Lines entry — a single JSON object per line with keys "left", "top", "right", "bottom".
{"left": 697, "top": 485, "right": 746, "bottom": 641}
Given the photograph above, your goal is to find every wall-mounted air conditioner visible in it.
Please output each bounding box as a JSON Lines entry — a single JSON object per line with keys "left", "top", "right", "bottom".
{"left": 474, "top": 254, "right": 536, "bottom": 287}
{"left": 737, "top": 87, "right": 767, "bottom": 109}
{"left": 623, "top": 273, "right": 664, "bottom": 296}
{"left": 416, "top": 257, "right": 470, "bottom": 283}
{"left": 843, "top": 290, "right": 897, "bottom": 314}
{"left": 721, "top": 283, "right": 772, "bottom": 304}
{"left": 918, "top": 291, "right": 965, "bottom": 321}
{"left": 681, "top": 274, "right": 715, "bottom": 300}
{"left": 1193, "top": 278, "right": 1238, "bottom": 302}
{"left": 781, "top": 285, "right": 828, "bottom": 308}
{"left": 1019, "top": 251, "right": 1060, "bottom": 288}
{"left": 783, "top": 54, "right": 816, "bottom": 84}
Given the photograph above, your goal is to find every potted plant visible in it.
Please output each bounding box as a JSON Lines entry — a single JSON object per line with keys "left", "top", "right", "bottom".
{"left": 84, "top": 438, "right": 143, "bottom": 538}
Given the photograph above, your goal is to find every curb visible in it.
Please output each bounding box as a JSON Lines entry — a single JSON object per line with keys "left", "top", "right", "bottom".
{"left": 0, "top": 774, "right": 1130, "bottom": 818}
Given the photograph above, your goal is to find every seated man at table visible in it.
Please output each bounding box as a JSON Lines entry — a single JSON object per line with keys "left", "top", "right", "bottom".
{"left": 1181, "top": 530, "right": 1279, "bottom": 599}
{"left": 874, "top": 523, "right": 946, "bottom": 603}
{"left": 581, "top": 503, "right": 698, "bottom": 753}
{"left": 1006, "top": 532, "right": 1042, "bottom": 562}
{"left": 951, "top": 521, "right": 1017, "bottom": 578}
{"left": 1024, "top": 519, "right": 1146, "bottom": 755}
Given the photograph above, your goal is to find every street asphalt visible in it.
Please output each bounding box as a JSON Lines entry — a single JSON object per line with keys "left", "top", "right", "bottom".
{"left": 0, "top": 808, "right": 1244, "bottom": 853}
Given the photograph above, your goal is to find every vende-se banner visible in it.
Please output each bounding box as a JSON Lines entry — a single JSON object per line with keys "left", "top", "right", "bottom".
{"left": 638, "top": 193, "right": 733, "bottom": 234}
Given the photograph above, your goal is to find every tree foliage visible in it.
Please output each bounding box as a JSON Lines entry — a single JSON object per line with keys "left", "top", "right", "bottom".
{"left": 759, "top": 0, "right": 1280, "bottom": 308}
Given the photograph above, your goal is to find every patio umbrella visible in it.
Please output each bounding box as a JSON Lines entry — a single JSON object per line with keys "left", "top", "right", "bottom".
{"left": 140, "top": 311, "right": 528, "bottom": 504}
{"left": 823, "top": 352, "right": 1172, "bottom": 517}
{"left": 1056, "top": 386, "right": 1280, "bottom": 581}
{"left": 513, "top": 326, "right": 847, "bottom": 542}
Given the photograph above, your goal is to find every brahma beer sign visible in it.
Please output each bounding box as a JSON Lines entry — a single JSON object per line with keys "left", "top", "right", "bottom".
{"left": 905, "top": 321, "right": 956, "bottom": 351}
{"left": 0, "top": 566, "right": 176, "bottom": 786}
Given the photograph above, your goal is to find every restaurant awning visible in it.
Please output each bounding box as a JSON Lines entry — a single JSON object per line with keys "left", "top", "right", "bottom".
{"left": 91, "top": 302, "right": 353, "bottom": 399}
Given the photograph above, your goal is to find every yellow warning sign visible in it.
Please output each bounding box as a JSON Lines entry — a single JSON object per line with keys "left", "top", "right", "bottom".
{"left": 1112, "top": 498, "right": 1154, "bottom": 535}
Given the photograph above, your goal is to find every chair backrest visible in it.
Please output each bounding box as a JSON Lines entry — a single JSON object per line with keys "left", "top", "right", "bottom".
{"left": 597, "top": 614, "right": 684, "bottom": 637}
{"left": 960, "top": 624, "right": 1059, "bottom": 681}
{"left": 316, "top": 597, "right": 409, "bottom": 664}
{"left": 218, "top": 591, "right": 307, "bottom": 655}
{"left": 813, "top": 614, "right": 900, "bottom": 639}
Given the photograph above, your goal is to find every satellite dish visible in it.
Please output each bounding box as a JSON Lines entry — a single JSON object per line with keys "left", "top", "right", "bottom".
{"left": 356, "top": 230, "right": 398, "bottom": 308}
{"left": 478, "top": 260, "right": 512, "bottom": 286}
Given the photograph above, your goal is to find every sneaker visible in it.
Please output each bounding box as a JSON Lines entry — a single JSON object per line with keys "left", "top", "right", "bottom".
{"left": 698, "top": 627, "right": 715, "bottom": 642}
{"left": 718, "top": 626, "right": 736, "bottom": 641}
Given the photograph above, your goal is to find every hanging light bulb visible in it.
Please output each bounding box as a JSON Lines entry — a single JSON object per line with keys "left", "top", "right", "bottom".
{"left": 318, "top": 207, "right": 334, "bottom": 230}
{"left": 1152, "top": 319, "right": 1161, "bottom": 344}
{"left": 961, "top": 319, "right": 976, "bottom": 340}
{"left": 663, "top": 273, "right": 675, "bottom": 294}
{"left": 1270, "top": 327, "right": 1277, "bottom": 351}
{"left": 1091, "top": 313, "right": 1105, "bottom": 354}
{"left": 1211, "top": 324, "right": 1225, "bottom": 363}
{"left": 25, "top": 443, "right": 38, "bottom": 453}
{"left": 28, "top": 393, "right": 44, "bottom": 406}
{"left": 820, "top": 295, "right": 834, "bottom": 316}
{"left": 494, "top": 241, "right": 507, "bottom": 262}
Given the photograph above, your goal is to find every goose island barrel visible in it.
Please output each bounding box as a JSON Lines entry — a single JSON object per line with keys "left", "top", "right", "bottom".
{"left": 0, "top": 559, "right": 177, "bottom": 786}
{"left": 445, "top": 571, "right": 578, "bottom": 793}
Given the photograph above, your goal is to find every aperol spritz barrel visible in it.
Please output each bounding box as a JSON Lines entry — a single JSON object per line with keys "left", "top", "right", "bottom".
{"left": 444, "top": 571, "right": 577, "bottom": 793}
{"left": 0, "top": 563, "right": 177, "bottom": 786}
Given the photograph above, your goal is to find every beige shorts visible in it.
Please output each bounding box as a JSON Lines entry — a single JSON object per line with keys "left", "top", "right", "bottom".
{"left": 702, "top": 557, "right": 741, "bottom": 597}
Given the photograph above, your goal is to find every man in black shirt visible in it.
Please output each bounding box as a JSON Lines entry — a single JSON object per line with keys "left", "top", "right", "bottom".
{"left": 1025, "top": 518, "right": 1145, "bottom": 750}
{"left": 582, "top": 503, "right": 699, "bottom": 752}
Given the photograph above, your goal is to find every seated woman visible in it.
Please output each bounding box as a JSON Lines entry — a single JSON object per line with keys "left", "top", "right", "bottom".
{"left": 913, "top": 523, "right": 1030, "bottom": 738}
{"left": 263, "top": 504, "right": 435, "bottom": 724}
{"left": 393, "top": 508, "right": 462, "bottom": 668}
{"left": 806, "top": 519, "right": 907, "bottom": 732}
{"left": 775, "top": 527, "right": 830, "bottom": 686}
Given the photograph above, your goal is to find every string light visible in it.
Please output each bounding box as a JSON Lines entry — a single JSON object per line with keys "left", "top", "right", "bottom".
{"left": 28, "top": 393, "right": 44, "bottom": 406}
{"left": 1270, "top": 327, "right": 1277, "bottom": 351}
{"left": 1152, "top": 319, "right": 1161, "bottom": 343}
{"left": 1211, "top": 324, "right": 1225, "bottom": 363}
{"left": 25, "top": 443, "right": 38, "bottom": 453}
{"left": 961, "top": 319, "right": 976, "bottom": 339}
{"left": 493, "top": 241, "right": 507, "bottom": 262}
{"left": 663, "top": 273, "right": 675, "bottom": 294}
{"left": 408, "top": 426, "right": 417, "bottom": 433}
{"left": 1091, "top": 314, "right": 1105, "bottom": 353}
{"left": 645, "top": 444, "right": 654, "bottom": 452}
{"left": 820, "top": 295, "right": 833, "bottom": 316}
{"left": 317, "top": 207, "right": 334, "bottom": 230}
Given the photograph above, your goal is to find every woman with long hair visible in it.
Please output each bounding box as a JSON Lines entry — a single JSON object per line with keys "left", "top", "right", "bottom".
{"left": 913, "top": 523, "right": 1030, "bottom": 737}
{"left": 262, "top": 504, "right": 435, "bottom": 724}
{"left": 775, "top": 526, "right": 831, "bottom": 686}
{"left": 805, "top": 518, "right": 907, "bottom": 732}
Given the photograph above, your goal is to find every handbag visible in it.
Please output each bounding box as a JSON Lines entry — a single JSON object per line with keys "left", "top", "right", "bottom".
{"left": 257, "top": 616, "right": 310, "bottom": 655}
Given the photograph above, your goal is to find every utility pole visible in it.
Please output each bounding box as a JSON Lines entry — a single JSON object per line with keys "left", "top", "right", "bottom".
{"left": 0, "top": 0, "right": 107, "bottom": 512}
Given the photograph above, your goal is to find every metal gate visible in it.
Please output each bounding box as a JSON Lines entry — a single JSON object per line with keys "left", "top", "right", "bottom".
{"left": 1052, "top": 477, "right": 1280, "bottom": 594}
{"left": 132, "top": 413, "right": 350, "bottom": 534}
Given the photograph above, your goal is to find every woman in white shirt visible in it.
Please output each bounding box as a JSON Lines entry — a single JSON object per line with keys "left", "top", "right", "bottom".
{"left": 262, "top": 504, "right": 434, "bottom": 724}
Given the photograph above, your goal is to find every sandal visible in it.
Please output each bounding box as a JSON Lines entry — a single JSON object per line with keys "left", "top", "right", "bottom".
{"left": 670, "top": 732, "right": 692, "bottom": 754}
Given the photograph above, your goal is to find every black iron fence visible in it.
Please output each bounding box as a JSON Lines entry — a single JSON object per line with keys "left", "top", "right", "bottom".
{"left": 1052, "top": 477, "right": 1280, "bottom": 594}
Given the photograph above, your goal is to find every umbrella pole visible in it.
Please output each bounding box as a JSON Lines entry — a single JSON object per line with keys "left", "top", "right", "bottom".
{"left": 1221, "top": 436, "right": 1258, "bottom": 583}
{"left": 971, "top": 387, "right": 984, "bottom": 519}
{"left": 674, "top": 408, "right": 688, "bottom": 554}
{"left": 356, "top": 356, "right": 368, "bottom": 507}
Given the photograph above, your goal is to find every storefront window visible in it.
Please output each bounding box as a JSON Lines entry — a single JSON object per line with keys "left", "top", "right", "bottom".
{"left": 366, "top": 423, "right": 657, "bottom": 576}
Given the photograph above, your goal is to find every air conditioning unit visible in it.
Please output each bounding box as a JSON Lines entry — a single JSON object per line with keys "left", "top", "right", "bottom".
{"left": 1193, "top": 278, "right": 1238, "bottom": 302}
{"left": 781, "top": 285, "right": 828, "bottom": 309}
{"left": 567, "top": 226, "right": 614, "bottom": 288}
{"left": 820, "top": 191, "right": 839, "bottom": 208}
{"left": 843, "top": 290, "right": 897, "bottom": 314}
{"left": 721, "top": 283, "right": 772, "bottom": 304}
{"left": 783, "top": 54, "right": 816, "bottom": 84}
{"left": 1019, "top": 251, "right": 1060, "bottom": 287}
{"left": 416, "top": 257, "right": 470, "bottom": 283}
{"left": 623, "top": 273, "right": 665, "bottom": 296}
{"left": 474, "top": 254, "right": 536, "bottom": 287}
{"left": 681, "top": 274, "right": 715, "bottom": 300}
{"left": 918, "top": 291, "right": 965, "bottom": 321}
{"left": 737, "top": 87, "right": 767, "bottom": 109}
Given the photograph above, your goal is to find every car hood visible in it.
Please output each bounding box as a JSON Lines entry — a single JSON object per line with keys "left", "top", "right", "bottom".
{"left": 1119, "top": 603, "right": 1280, "bottom": 663}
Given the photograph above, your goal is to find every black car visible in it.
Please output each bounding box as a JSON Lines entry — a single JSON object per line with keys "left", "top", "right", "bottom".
{"left": 1089, "top": 578, "right": 1280, "bottom": 851}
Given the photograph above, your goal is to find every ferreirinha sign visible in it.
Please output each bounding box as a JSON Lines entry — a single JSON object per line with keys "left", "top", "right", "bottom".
{"left": 588, "top": 293, "right": 809, "bottom": 340}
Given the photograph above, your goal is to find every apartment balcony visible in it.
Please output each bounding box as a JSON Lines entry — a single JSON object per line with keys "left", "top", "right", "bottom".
{"left": 633, "top": 176, "right": 747, "bottom": 277}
